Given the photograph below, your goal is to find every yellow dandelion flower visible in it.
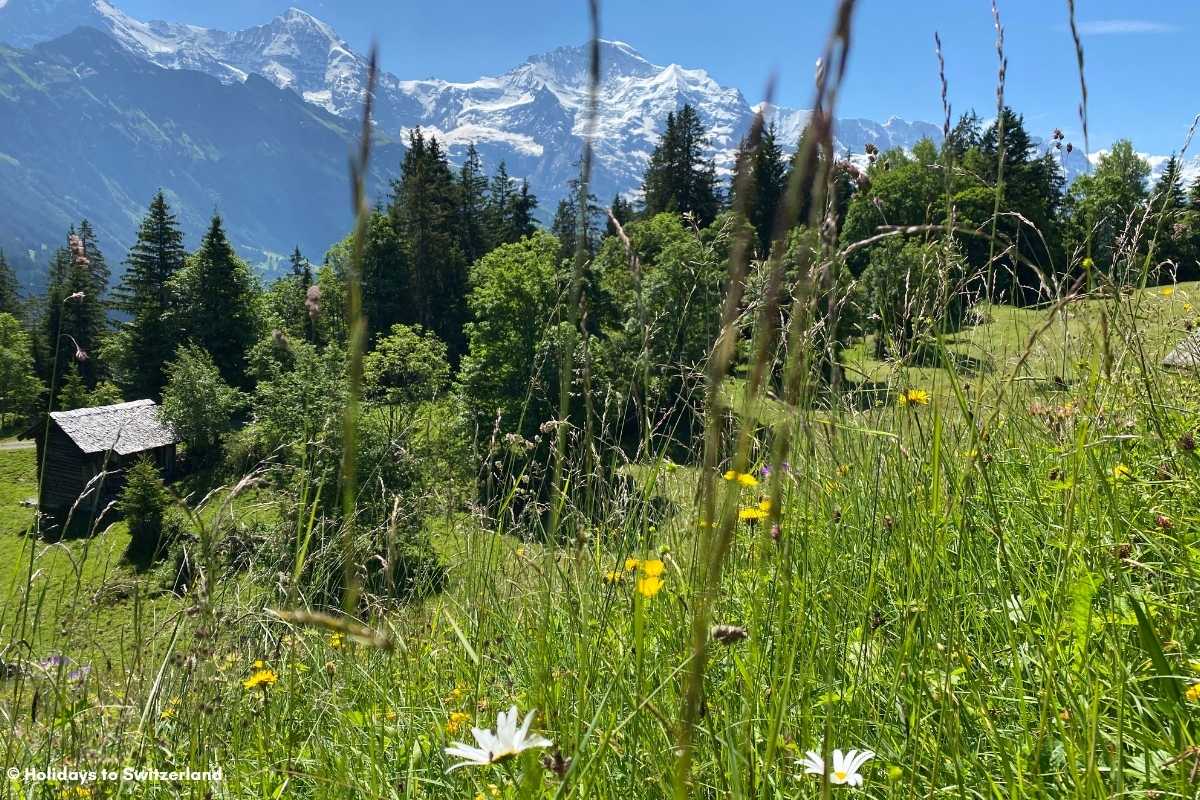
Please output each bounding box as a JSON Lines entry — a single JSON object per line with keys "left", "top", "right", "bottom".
{"left": 603, "top": 570, "right": 625, "bottom": 584}
{"left": 1113, "top": 464, "right": 1132, "bottom": 479}
{"left": 758, "top": 499, "right": 772, "bottom": 512}
{"left": 1186, "top": 683, "right": 1200, "bottom": 703}
{"left": 639, "top": 559, "right": 665, "bottom": 578}
{"left": 253, "top": 659, "right": 265, "bottom": 670}
{"left": 636, "top": 574, "right": 664, "bottom": 598}
{"left": 446, "top": 684, "right": 466, "bottom": 704}
{"left": 723, "top": 470, "right": 758, "bottom": 487}
{"left": 624, "top": 557, "right": 640, "bottom": 572}
{"left": 1161, "top": 285, "right": 1175, "bottom": 297}
{"left": 1082, "top": 257, "right": 1094, "bottom": 269}
{"left": 446, "top": 711, "right": 471, "bottom": 734}
{"left": 329, "top": 632, "right": 344, "bottom": 649}
{"left": 1185, "top": 303, "right": 1193, "bottom": 312}
{"left": 243, "top": 668, "right": 278, "bottom": 690}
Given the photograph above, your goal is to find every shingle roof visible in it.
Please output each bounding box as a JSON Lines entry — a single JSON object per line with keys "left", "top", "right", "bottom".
{"left": 1163, "top": 331, "right": 1200, "bottom": 370}
{"left": 50, "top": 400, "right": 178, "bottom": 456}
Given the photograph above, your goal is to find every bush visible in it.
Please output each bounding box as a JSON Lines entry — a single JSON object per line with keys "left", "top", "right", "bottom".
{"left": 860, "top": 236, "right": 967, "bottom": 360}
{"left": 161, "top": 343, "right": 245, "bottom": 464}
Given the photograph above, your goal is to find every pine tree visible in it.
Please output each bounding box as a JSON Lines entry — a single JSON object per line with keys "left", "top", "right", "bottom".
{"left": 0, "top": 250, "right": 19, "bottom": 318}
{"left": 978, "top": 107, "right": 1066, "bottom": 302}
{"left": 390, "top": 129, "right": 469, "bottom": 357}
{"left": 1149, "top": 156, "right": 1192, "bottom": 278}
{"left": 482, "top": 162, "right": 537, "bottom": 247}
{"left": 606, "top": 195, "right": 634, "bottom": 237}
{"left": 551, "top": 176, "right": 601, "bottom": 265}
{"left": 57, "top": 362, "right": 89, "bottom": 411}
{"left": 732, "top": 122, "right": 788, "bottom": 255}
{"left": 175, "top": 215, "right": 259, "bottom": 389}
{"left": 42, "top": 228, "right": 106, "bottom": 389}
{"left": 457, "top": 144, "right": 490, "bottom": 264}
{"left": 116, "top": 192, "right": 188, "bottom": 399}
{"left": 642, "top": 104, "right": 720, "bottom": 226}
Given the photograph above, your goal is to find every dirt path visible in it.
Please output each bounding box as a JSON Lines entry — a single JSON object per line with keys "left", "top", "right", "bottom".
{"left": 0, "top": 439, "right": 34, "bottom": 451}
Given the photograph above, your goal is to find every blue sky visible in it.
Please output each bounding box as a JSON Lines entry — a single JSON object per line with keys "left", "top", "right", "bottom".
{"left": 117, "top": 0, "right": 1196, "bottom": 153}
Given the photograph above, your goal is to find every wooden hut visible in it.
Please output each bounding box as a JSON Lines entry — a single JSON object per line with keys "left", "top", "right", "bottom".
{"left": 1163, "top": 331, "right": 1200, "bottom": 370}
{"left": 22, "top": 400, "right": 178, "bottom": 512}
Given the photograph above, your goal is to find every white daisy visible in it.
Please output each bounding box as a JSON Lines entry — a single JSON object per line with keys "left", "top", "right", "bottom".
{"left": 444, "top": 705, "right": 553, "bottom": 771}
{"left": 799, "top": 748, "right": 875, "bottom": 786}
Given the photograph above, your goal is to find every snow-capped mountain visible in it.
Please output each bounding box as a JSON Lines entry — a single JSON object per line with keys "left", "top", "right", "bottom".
{"left": 0, "top": 0, "right": 951, "bottom": 208}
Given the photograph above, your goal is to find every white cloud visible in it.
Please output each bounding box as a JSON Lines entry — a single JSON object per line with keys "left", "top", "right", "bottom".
{"left": 1076, "top": 19, "right": 1180, "bottom": 36}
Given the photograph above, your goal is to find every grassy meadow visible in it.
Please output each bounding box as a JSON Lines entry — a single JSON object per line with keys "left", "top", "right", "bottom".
{"left": 3, "top": 280, "right": 1200, "bottom": 798}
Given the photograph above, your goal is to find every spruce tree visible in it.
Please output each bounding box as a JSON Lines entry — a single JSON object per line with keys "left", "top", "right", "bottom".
{"left": 606, "top": 195, "right": 634, "bottom": 237}
{"left": 551, "top": 176, "right": 601, "bottom": 265}
{"left": 732, "top": 122, "right": 788, "bottom": 256}
{"left": 175, "top": 214, "right": 259, "bottom": 389}
{"left": 642, "top": 104, "right": 720, "bottom": 227}
{"left": 457, "top": 144, "right": 490, "bottom": 264}
{"left": 42, "top": 228, "right": 106, "bottom": 389}
{"left": 1149, "top": 156, "right": 1192, "bottom": 278}
{"left": 390, "top": 129, "right": 469, "bottom": 357}
{"left": 484, "top": 162, "right": 516, "bottom": 247}
{"left": 116, "top": 192, "right": 188, "bottom": 399}
{"left": 0, "top": 250, "right": 19, "bottom": 318}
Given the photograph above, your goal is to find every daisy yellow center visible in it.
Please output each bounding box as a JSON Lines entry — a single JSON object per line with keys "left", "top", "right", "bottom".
{"left": 834, "top": 770, "right": 848, "bottom": 782}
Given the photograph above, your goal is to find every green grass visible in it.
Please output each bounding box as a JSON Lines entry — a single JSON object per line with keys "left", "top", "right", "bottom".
{"left": 4, "top": 297, "right": 1200, "bottom": 797}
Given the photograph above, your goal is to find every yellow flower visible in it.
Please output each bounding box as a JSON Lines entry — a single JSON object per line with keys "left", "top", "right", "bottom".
{"left": 835, "top": 464, "right": 849, "bottom": 477}
{"left": 624, "top": 557, "right": 640, "bottom": 572}
{"left": 243, "top": 667, "right": 278, "bottom": 690}
{"left": 898, "top": 388, "right": 930, "bottom": 407}
{"left": 739, "top": 506, "right": 768, "bottom": 521}
{"left": 1113, "top": 464, "right": 1132, "bottom": 479}
{"left": 515, "top": 546, "right": 526, "bottom": 557}
{"left": 1161, "top": 285, "right": 1175, "bottom": 297}
{"left": 446, "top": 711, "right": 471, "bottom": 734}
{"left": 253, "top": 659, "right": 266, "bottom": 669}
{"left": 603, "top": 570, "right": 625, "bottom": 584}
{"left": 1186, "top": 683, "right": 1200, "bottom": 703}
{"left": 1185, "top": 303, "right": 1193, "bottom": 312}
{"left": 1082, "top": 257, "right": 1094, "bottom": 269}
{"left": 329, "top": 632, "right": 344, "bottom": 649}
{"left": 639, "top": 559, "right": 665, "bottom": 578}
{"left": 636, "top": 575, "right": 664, "bottom": 598}
{"left": 160, "top": 696, "right": 181, "bottom": 720}
{"left": 446, "top": 684, "right": 466, "bottom": 704}
{"left": 723, "top": 470, "right": 758, "bottom": 487}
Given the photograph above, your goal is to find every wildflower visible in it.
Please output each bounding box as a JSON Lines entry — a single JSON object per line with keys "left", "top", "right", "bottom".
{"left": 445, "top": 685, "right": 466, "bottom": 704}
{"left": 639, "top": 559, "right": 665, "bottom": 578}
{"left": 329, "top": 632, "right": 344, "bottom": 649}
{"left": 739, "top": 506, "right": 768, "bottom": 521}
{"left": 636, "top": 574, "right": 664, "bottom": 598}
{"left": 444, "top": 705, "right": 553, "bottom": 771}
{"left": 1155, "top": 514, "right": 1173, "bottom": 529}
{"left": 1113, "top": 464, "right": 1132, "bottom": 480}
{"left": 723, "top": 470, "right": 759, "bottom": 488}
{"left": 1162, "top": 286, "right": 1175, "bottom": 297}
{"left": 1082, "top": 257, "right": 1094, "bottom": 269}
{"left": 67, "top": 665, "right": 91, "bottom": 683}
{"left": 897, "top": 388, "right": 930, "bottom": 407}
{"left": 711, "top": 624, "right": 749, "bottom": 645}
{"left": 160, "top": 696, "right": 181, "bottom": 720}
{"left": 243, "top": 665, "right": 278, "bottom": 690}
{"left": 602, "top": 570, "right": 625, "bottom": 584}
{"left": 1186, "top": 683, "right": 1200, "bottom": 703}
{"left": 1185, "top": 303, "right": 1194, "bottom": 312}
{"left": 446, "top": 711, "right": 471, "bottom": 734}
{"left": 624, "top": 557, "right": 640, "bottom": 572}
{"left": 799, "top": 748, "right": 875, "bottom": 786}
